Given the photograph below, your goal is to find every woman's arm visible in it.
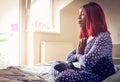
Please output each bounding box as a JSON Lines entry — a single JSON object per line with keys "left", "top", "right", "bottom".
{"left": 77, "top": 32, "right": 113, "bottom": 69}
{"left": 66, "top": 38, "right": 87, "bottom": 63}
{"left": 66, "top": 48, "right": 78, "bottom": 63}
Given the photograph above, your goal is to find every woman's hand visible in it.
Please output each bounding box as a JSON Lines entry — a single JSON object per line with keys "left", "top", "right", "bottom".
{"left": 76, "top": 38, "right": 87, "bottom": 55}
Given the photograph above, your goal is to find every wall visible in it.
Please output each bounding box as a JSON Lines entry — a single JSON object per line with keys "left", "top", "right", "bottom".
{"left": 112, "top": 44, "right": 120, "bottom": 64}
{"left": 20, "top": 0, "right": 29, "bottom": 65}
{"left": 62, "top": 0, "right": 120, "bottom": 43}
{"left": 97, "top": 0, "right": 120, "bottom": 44}
{"left": 33, "top": 0, "right": 78, "bottom": 63}
{"left": 59, "top": 0, "right": 120, "bottom": 61}
{"left": 33, "top": 0, "right": 120, "bottom": 64}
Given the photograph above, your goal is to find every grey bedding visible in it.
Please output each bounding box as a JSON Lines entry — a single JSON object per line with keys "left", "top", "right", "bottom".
{"left": 19, "top": 64, "right": 54, "bottom": 82}
{"left": 0, "top": 64, "right": 120, "bottom": 82}
{"left": 0, "top": 64, "right": 54, "bottom": 82}
{"left": 103, "top": 65, "right": 120, "bottom": 82}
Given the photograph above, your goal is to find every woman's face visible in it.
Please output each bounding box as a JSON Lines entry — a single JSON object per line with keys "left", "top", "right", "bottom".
{"left": 78, "top": 8, "right": 86, "bottom": 28}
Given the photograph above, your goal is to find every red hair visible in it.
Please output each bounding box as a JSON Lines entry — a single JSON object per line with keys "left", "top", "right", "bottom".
{"left": 80, "top": 2, "right": 110, "bottom": 39}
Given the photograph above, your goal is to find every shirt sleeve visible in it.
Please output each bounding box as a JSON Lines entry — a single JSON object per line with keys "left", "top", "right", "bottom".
{"left": 66, "top": 48, "right": 78, "bottom": 63}
{"left": 77, "top": 33, "right": 112, "bottom": 69}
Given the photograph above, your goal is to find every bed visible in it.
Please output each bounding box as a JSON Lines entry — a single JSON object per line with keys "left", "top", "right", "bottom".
{"left": 0, "top": 63, "right": 54, "bottom": 82}
{"left": 0, "top": 63, "right": 120, "bottom": 82}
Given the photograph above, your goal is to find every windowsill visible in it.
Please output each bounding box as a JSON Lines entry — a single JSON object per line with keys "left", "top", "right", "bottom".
{"left": 35, "top": 31, "right": 60, "bottom": 35}
{"left": 26, "top": 29, "right": 60, "bottom": 35}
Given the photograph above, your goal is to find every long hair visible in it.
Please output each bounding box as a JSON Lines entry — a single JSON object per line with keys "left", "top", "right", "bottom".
{"left": 80, "top": 2, "right": 110, "bottom": 39}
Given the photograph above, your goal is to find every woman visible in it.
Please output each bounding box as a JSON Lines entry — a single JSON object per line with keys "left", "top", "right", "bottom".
{"left": 51, "top": 2, "right": 115, "bottom": 82}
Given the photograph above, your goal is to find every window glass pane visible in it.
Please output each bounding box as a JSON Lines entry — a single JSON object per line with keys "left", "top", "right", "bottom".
{"left": 29, "top": 0, "right": 54, "bottom": 32}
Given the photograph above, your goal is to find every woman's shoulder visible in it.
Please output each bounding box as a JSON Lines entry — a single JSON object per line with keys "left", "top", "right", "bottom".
{"left": 94, "top": 32, "right": 112, "bottom": 43}
{"left": 96, "top": 32, "right": 111, "bottom": 39}
{"left": 98, "top": 32, "right": 110, "bottom": 37}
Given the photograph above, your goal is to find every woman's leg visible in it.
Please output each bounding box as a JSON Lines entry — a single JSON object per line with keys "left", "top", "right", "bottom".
{"left": 50, "top": 61, "right": 60, "bottom": 78}
{"left": 55, "top": 69, "right": 102, "bottom": 82}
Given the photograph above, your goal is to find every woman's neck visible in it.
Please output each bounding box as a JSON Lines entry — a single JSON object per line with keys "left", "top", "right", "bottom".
{"left": 87, "top": 36, "right": 94, "bottom": 43}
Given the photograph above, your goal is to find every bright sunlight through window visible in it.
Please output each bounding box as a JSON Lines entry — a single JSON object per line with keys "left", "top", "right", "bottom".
{"left": 28, "top": 0, "right": 55, "bottom": 33}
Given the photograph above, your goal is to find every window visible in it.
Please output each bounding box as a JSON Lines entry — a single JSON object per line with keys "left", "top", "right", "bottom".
{"left": 28, "top": 0, "right": 56, "bottom": 33}
{"left": 0, "top": 0, "right": 19, "bottom": 68}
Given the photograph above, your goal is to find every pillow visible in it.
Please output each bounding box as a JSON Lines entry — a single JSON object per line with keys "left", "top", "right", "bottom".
{"left": 114, "top": 65, "right": 120, "bottom": 72}
{"left": 103, "top": 71, "right": 120, "bottom": 82}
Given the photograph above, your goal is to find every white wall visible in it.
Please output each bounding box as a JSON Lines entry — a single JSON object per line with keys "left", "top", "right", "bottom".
{"left": 33, "top": 0, "right": 120, "bottom": 64}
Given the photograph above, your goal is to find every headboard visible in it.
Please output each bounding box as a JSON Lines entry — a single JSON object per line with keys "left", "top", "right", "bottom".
{"left": 112, "top": 44, "right": 120, "bottom": 65}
